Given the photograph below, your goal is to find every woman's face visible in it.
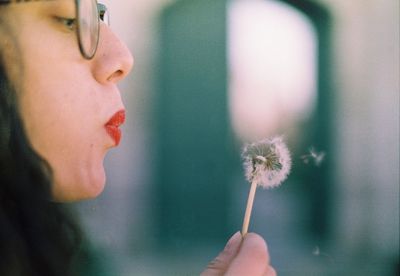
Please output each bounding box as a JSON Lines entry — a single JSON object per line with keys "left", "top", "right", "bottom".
{"left": 2, "top": 0, "right": 134, "bottom": 201}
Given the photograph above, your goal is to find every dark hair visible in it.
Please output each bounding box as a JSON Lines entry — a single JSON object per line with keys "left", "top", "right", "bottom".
{"left": 0, "top": 23, "right": 82, "bottom": 276}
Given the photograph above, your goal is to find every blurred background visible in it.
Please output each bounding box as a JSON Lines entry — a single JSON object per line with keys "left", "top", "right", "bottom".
{"left": 73, "top": 0, "right": 399, "bottom": 275}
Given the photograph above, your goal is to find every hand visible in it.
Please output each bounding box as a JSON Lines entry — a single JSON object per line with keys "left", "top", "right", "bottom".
{"left": 201, "top": 232, "right": 276, "bottom": 276}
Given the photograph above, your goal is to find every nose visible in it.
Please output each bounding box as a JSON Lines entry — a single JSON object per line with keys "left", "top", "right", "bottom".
{"left": 92, "top": 25, "right": 134, "bottom": 84}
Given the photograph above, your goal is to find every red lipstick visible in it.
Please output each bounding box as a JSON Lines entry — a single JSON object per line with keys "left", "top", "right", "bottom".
{"left": 105, "top": 110, "right": 125, "bottom": 146}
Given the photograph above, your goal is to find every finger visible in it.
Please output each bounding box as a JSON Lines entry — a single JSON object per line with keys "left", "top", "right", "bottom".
{"left": 225, "top": 232, "right": 269, "bottom": 276}
{"left": 201, "top": 232, "right": 242, "bottom": 276}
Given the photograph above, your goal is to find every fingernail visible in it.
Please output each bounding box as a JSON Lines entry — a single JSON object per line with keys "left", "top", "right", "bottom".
{"left": 224, "top": 231, "right": 242, "bottom": 252}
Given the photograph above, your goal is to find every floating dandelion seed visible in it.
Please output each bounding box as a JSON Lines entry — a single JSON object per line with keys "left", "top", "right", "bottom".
{"left": 301, "top": 147, "right": 325, "bottom": 166}
{"left": 312, "top": 246, "right": 334, "bottom": 263}
{"left": 241, "top": 136, "right": 291, "bottom": 235}
{"left": 312, "top": 246, "right": 321, "bottom": 256}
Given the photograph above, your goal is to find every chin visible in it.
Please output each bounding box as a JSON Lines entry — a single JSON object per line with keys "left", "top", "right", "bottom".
{"left": 80, "top": 177, "right": 106, "bottom": 201}
{"left": 52, "top": 167, "right": 106, "bottom": 202}
{"left": 84, "top": 167, "right": 107, "bottom": 199}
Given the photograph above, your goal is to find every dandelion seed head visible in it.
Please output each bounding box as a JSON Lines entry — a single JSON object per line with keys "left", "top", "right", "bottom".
{"left": 242, "top": 136, "right": 291, "bottom": 188}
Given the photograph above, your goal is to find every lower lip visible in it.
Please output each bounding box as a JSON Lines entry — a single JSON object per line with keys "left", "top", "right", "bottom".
{"left": 105, "top": 125, "right": 122, "bottom": 146}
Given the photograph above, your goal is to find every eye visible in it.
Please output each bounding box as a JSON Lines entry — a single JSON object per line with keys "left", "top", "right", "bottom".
{"left": 57, "top": 17, "right": 77, "bottom": 31}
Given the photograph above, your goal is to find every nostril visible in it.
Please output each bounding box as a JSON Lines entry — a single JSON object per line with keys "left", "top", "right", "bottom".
{"left": 107, "top": 70, "right": 124, "bottom": 82}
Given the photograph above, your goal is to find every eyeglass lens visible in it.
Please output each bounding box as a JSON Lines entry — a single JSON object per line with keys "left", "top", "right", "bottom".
{"left": 77, "top": 0, "right": 99, "bottom": 59}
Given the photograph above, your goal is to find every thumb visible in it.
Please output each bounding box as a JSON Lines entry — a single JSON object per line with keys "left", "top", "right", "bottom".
{"left": 201, "top": 232, "right": 242, "bottom": 276}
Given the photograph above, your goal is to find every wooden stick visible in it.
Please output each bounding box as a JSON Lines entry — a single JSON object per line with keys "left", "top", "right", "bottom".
{"left": 241, "top": 179, "right": 258, "bottom": 236}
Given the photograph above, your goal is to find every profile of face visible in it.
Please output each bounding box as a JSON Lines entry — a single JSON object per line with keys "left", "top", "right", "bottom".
{"left": 1, "top": 0, "right": 134, "bottom": 201}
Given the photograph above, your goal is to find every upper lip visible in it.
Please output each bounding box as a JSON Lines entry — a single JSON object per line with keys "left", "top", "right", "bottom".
{"left": 105, "top": 109, "right": 126, "bottom": 127}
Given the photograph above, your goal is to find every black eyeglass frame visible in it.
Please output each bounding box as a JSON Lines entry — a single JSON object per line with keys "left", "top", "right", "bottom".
{"left": 0, "top": 0, "right": 109, "bottom": 60}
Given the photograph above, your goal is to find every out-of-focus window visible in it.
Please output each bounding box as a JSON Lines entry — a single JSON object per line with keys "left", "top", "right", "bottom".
{"left": 228, "top": 0, "right": 317, "bottom": 141}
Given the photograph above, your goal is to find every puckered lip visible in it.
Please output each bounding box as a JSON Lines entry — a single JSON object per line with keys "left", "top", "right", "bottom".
{"left": 105, "top": 109, "right": 125, "bottom": 146}
{"left": 105, "top": 109, "right": 125, "bottom": 127}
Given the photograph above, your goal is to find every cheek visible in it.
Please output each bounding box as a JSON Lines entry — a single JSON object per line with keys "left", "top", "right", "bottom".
{"left": 10, "top": 11, "right": 111, "bottom": 201}
{"left": 19, "top": 63, "right": 109, "bottom": 201}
